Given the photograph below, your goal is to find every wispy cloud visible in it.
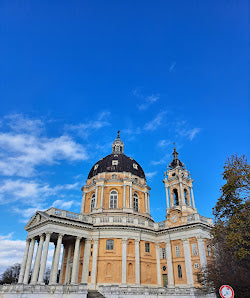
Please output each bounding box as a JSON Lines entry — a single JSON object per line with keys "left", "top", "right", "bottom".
{"left": 133, "top": 88, "right": 159, "bottom": 111}
{"left": 144, "top": 111, "right": 167, "bottom": 131}
{"left": 176, "top": 121, "right": 201, "bottom": 140}
{"left": 4, "top": 114, "right": 44, "bottom": 135}
{"left": 151, "top": 153, "right": 171, "bottom": 166}
{"left": 52, "top": 199, "right": 81, "bottom": 210}
{"left": 65, "top": 111, "right": 111, "bottom": 138}
{"left": 157, "top": 139, "right": 171, "bottom": 148}
{"left": 145, "top": 171, "right": 157, "bottom": 179}
{"left": 169, "top": 61, "right": 176, "bottom": 73}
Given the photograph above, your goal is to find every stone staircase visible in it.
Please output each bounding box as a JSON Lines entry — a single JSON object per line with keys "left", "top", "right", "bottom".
{"left": 87, "top": 290, "right": 105, "bottom": 298}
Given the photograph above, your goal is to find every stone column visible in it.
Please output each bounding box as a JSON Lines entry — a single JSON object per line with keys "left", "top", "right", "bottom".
{"left": 190, "top": 187, "right": 195, "bottom": 209}
{"left": 122, "top": 238, "right": 127, "bottom": 284}
{"left": 31, "top": 234, "right": 45, "bottom": 284}
{"left": 23, "top": 238, "right": 35, "bottom": 284}
{"left": 64, "top": 244, "right": 72, "bottom": 284}
{"left": 144, "top": 191, "right": 148, "bottom": 213}
{"left": 197, "top": 238, "right": 207, "bottom": 267}
{"left": 100, "top": 184, "right": 104, "bottom": 208}
{"left": 123, "top": 184, "right": 126, "bottom": 208}
{"left": 179, "top": 178, "right": 185, "bottom": 205}
{"left": 81, "top": 239, "right": 91, "bottom": 283}
{"left": 94, "top": 187, "right": 98, "bottom": 208}
{"left": 81, "top": 191, "right": 86, "bottom": 214}
{"left": 91, "top": 239, "right": 99, "bottom": 284}
{"left": 50, "top": 234, "right": 63, "bottom": 284}
{"left": 129, "top": 185, "right": 132, "bottom": 208}
{"left": 165, "top": 240, "right": 174, "bottom": 287}
{"left": 183, "top": 239, "right": 194, "bottom": 286}
{"left": 71, "top": 237, "right": 81, "bottom": 284}
{"left": 18, "top": 239, "right": 30, "bottom": 283}
{"left": 147, "top": 192, "right": 150, "bottom": 213}
{"left": 165, "top": 186, "right": 169, "bottom": 209}
{"left": 135, "top": 239, "right": 140, "bottom": 285}
{"left": 156, "top": 243, "right": 161, "bottom": 286}
{"left": 38, "top": 232, "right": 51, "bottom": 284}
{"left": 59, "top": 244, "right": 66, "bottom": 284}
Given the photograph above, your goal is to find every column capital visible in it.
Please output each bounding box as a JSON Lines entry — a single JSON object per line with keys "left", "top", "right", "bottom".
{"left": 122, "top": 238, "right": 127, "bottom": 243}
{"left": 58, "top": 233, "right": 64, "bottom": 238}
{"left": 76, "top": 236, "right": 82, "bottom": 240}
{"left": 182, "top": 238, "right": 189, "bottom": 244}
{"left": 134, "top": 239, "right": 140, "bottom": 245}
{"left": 25, "top": 238, "right": 31, "bottom": 243}
{"left": 45, "top": 232, "right": 52, "bottom": 236}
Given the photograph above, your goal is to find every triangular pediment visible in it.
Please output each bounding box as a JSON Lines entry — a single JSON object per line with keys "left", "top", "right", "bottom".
{"left": 24, "top": 211, "right": 49, "bottom": 230}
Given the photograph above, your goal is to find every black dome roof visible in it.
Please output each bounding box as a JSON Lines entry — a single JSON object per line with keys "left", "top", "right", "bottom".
{"left": 87, "top": 153, "right": 146, "bottom": 179}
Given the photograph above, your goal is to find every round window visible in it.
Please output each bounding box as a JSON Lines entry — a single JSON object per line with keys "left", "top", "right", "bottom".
{"left": 194, "top": 263, "right": 199, "bottom": 269}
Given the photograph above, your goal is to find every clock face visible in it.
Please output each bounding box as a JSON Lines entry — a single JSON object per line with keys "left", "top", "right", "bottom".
{"left": 171, "top": 214, "right": 178, "bottom": 223}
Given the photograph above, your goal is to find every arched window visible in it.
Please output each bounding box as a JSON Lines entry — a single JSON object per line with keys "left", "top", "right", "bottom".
{"left": 90, "top": 194, "right": 95, "bottom": 211}
{"left": 173, "top": 189, "right": 179, "bottom": 206}
{"left": 110, "top": 190, "right": 118, "bottom": 209}
{"left": 184, "top": 189, "right": 188, "bottom": 205}
{"left": 177, "top": 265, "right": 182, "bottom": 278}
{"left": 106, "top": 239, "right": 114, "bottom": 250}
{"left": 133, "top": 193, "right": 139, "bottom": 212}
{"left": 111, "top": 174, "right": 117, "bottom": 179}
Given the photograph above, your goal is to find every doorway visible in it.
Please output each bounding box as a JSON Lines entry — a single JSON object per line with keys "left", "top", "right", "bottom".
{"left": 162, "top": 274, "right": 168, "bottom": 287}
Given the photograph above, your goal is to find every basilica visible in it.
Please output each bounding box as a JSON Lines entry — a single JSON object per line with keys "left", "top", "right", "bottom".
{"left": 0, "top": 133, "right": 215, "bottom": 298}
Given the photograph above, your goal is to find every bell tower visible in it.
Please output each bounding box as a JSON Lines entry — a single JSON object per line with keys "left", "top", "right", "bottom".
{"left": 163, "top": 146, "right": 197, "bottom": 220}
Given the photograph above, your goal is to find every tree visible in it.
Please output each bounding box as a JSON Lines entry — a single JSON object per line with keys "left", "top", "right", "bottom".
{"left": 0, "top": 264, "right": 20, "bottom": 284}
{"left": 202, "top": 154, "right": 250, "bottom": 298}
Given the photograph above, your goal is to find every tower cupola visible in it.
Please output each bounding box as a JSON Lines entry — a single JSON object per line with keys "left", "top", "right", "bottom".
{"left": 163, "top": 146, "right": 197, "bottom": 218}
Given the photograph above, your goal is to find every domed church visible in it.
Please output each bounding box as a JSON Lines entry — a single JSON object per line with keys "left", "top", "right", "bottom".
{"left": 2, "top": 133, "right": 215, "bottom": 298}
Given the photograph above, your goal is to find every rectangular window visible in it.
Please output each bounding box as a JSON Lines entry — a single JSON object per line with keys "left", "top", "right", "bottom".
{"left": 192, "top": 243, "right": 198, "bottom": 256}
{"left": 175, "top": 245, "right": 180, "bottom": 257}
{"left": 145, "top": 242, "right": 150, "bottom": 253}
{"left": 106, "top": 239, "right": 114, "bottom": 250}
{"left": 161, "top": 247, "right": 166, "bottom": 259}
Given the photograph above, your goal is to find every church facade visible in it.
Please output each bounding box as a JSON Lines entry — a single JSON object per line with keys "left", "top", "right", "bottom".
{"left": 0, "top": 134, "right": 215, "bottom": 298}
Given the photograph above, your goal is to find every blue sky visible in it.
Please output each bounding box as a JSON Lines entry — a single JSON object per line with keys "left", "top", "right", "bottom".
{"left": 0, "top": 0, "right": 248, "bottom": 273}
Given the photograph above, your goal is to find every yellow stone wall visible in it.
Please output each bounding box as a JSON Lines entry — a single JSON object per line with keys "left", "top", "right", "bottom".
{"left": 140, "top": 240, "right": 157, "bottom": 285}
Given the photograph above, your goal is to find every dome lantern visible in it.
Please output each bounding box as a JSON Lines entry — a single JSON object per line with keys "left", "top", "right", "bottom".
{"left": 112, "top": 130, "right": 124, "bottom": 154}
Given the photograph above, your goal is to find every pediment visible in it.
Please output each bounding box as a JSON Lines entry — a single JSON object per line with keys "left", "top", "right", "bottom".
{"left": 24, "top": 211, "right": 49, "bottom": 230}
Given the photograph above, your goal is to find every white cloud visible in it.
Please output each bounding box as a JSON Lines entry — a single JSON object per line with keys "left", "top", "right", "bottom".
{"left": 145, "top": 171, "right": 157, "bottom": 179}
{"left": 52, "top": 199, "right": 80, "bottom": 210}
{"left": 0, "top": 179, "right": 80, "bottom": 206}
{"left": 0, "top": 133, "right": 88, "bottom": 177}
{"left": 144, "top": 111, "right": 167, "bottom": 131}
{"left": 0, "top": 235, "right": 26, "bottom": 275}
{"left": 65, "top": 111, "right": 110, "bottom": 138}
{"left": 151, "top": 153, "right": 171, "bottom": 166}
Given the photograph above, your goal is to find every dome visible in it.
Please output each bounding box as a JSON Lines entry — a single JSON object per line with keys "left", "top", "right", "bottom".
{"left": 87, "top": 153, "right": 146, "bottom": 179}
{"left": 87, "top": 132, "right": 146, "bottom": 180}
